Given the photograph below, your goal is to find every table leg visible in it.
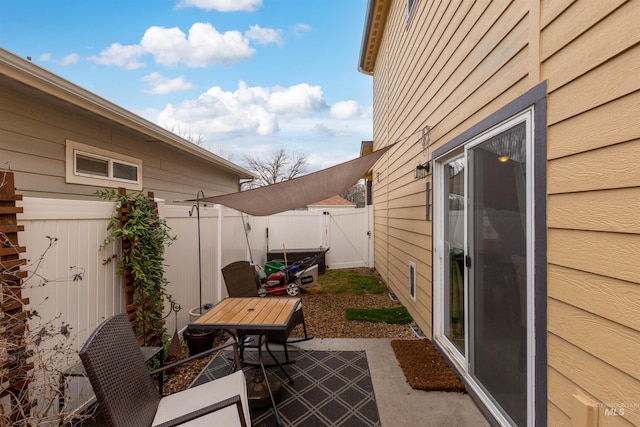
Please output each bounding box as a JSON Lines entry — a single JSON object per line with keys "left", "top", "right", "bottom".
{"left": 264, "top": 336, "right": 294, "bottom": 384}
{"left": 223, "top": 328, "right": 240, "bottom": 373}
{"left": 258, "top": 333, "right": 284, "bottom": 426}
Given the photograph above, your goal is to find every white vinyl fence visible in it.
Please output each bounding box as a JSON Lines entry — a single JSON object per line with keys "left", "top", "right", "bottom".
{"left": 266, "top": 207, "right": 374, "bottom": 269}
{"left": 18, "top": 198, "right": 372, "bottom": 337}
{"left": 14, "top": 197, "right": 372, "bottom": 417}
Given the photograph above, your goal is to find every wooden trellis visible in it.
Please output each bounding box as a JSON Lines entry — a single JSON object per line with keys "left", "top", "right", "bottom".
{"left": 117, "top": 187, "right": 158, "bottom": 345}
{"left": 0, "top": 172, "right": 33, "bottom": 424}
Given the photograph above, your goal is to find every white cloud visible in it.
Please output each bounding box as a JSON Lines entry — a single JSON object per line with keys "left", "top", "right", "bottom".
{"left": 157, "top": 81, "right": 327, "bottom": 138}
{"left": 36, "top": 52, "right": 78, "bottom": 66}
{"left": 56, "top": 53, "right": 80, "bottom": 66}
{"left": 312, "top": 123, "right": 341, "bottom": 137}
{"left": 290, "top": 23, "right": 311, "bottom": 38}
{"left": 267, "top": 83, "right": 326, "bottom": 114}
{"left": 245, "top": 25, "right": 283, "bottom": 47}
{"left": 142, "top": 23, "right": 255, "bottom": 67}
{"left": 88, "top": 43, "right": 146, "bottom": 69}
{"left": 152, "top": 82, "right": 371, "bottom": 170}
{"left": 135, "top": 23, "right": 256, "bottom": 67}
{"left": 89, "top": 21, "right": 283, "bottom": 69}
{"left": 135, "top": 107, "right": 161, "bottom": 123}
{"left": 141, "top": 72, "right": 193, "bottom": 94}
{"left": 307, "top": 151, "right": 355, "bottom": 171}
{"left": 330, "top": 100, "right": 360, "bottom": 120}
{"left": 175, "top": 0, "right": 262, "bottom": 12}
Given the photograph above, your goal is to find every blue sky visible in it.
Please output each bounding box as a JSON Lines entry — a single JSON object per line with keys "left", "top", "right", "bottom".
{"left": 0, "top": 0, "right": 372, "bottom": 172}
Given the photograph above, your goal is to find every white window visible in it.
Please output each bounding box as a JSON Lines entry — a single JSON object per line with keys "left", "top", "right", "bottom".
{"left": 408, "top": 261, "right": 417, "bottom": 301}
{"left": 65, "top": 140, "right": 142, "bottom": 190}
{"left": 406, "top": 0, "right": 418, "bottom": 27}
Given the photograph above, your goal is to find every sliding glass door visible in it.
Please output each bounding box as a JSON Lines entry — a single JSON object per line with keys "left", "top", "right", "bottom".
{"left": 434, "top": 111, "right": 533, "bottom": 426}
{"left": 468, "top": 121, "right": 528, "bottom": 426}
{"left": 442, "top": 156, "right": 466, "bottom": 355}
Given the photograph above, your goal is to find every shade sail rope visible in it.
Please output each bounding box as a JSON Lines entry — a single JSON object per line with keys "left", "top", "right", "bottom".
{"left": 182, "top": 142, "right": 399, "bottom": 216}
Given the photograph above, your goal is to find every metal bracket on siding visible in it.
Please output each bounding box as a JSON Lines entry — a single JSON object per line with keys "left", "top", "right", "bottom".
{"left": 425, "top": 182, "right": 431, "bottom": 221}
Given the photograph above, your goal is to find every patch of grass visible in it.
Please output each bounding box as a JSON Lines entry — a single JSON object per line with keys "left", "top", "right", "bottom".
{"left": 345, "top": 307, "right": 412, "bottom": 324}
{"left": 314, "top": 268, "right": 387, "bottom": 295}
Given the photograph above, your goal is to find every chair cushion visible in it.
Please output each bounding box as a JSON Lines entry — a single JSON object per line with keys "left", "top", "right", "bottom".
{"left": 152, "top": 370, "right": 250, "bottom": 427}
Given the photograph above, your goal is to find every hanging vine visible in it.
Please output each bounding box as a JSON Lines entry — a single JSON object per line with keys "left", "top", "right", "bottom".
{"left": 97, "top": 188, "right": 176, "bottom": 346}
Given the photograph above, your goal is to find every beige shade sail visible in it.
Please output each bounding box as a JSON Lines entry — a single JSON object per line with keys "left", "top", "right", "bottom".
{"left": 186, "top": 144, "right": 393, "bottom": 216}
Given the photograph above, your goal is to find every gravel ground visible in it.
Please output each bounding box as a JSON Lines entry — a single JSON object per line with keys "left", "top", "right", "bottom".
{"left": 162, "top": 270, "right": 414, "bottom": 395}
{"left": 291, "top": 293, "right": 415, "bottom": 339}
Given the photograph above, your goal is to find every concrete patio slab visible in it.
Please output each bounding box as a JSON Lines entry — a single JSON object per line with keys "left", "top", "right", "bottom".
{"left": 75, "top": 337, "right": 491, "bottom": 426}
{"left": 284, "top": 338, "right": 491, "bottom": 427}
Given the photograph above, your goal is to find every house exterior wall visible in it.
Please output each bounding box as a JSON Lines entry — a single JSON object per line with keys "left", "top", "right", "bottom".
{"left": 542, "top": 0, "right": 640, "bottom": 425}
{"left": 0, "top": 74, "right": 243, "bottom": 203}
{"left": 365, "top": 0, "right": 640, "bottom": 425}
{"left": 370, "top": 0, "right": 534, "bottom": 342}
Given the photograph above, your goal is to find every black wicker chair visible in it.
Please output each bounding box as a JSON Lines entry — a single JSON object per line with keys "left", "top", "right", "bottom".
{"left": 79, "top": 314, "right": 250, "bottom": 427}
{"left": 221, "top": 260, "right": 262, "bottom": 297}
{"left": 221, "top": 260, "right": 312, "bottom": 362}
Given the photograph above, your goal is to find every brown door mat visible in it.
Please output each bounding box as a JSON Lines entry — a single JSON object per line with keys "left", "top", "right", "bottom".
{"left": 391, "top": 339, "right": 466, "bottom": 392}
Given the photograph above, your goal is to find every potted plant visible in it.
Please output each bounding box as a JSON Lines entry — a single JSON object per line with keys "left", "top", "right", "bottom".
{"left": 182, "top": 326, "right": 217, "bottom": 356}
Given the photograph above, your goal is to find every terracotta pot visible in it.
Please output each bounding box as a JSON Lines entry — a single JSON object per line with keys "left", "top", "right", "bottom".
{"left": 163, "top": 355, "right": 179, "bottom": 375}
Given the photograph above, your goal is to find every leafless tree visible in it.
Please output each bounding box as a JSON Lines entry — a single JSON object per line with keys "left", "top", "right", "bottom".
{"left": 340, "top": 180, "right": 366, "bottom": 207}
{"left": 165, "top": 123, "right": 204, "bottom": 146}
{"left": 242, "top": 149, "right": 309, "bottom": 189}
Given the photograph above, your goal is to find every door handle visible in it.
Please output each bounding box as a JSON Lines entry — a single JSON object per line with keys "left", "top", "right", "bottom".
{"left": 437, "top": 240, "right": 444, "bottom": 260}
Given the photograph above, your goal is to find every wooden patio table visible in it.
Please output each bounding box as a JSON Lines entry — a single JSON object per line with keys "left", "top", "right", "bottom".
{"left": 189, "top": 297, "right": 300, "bottom": 426}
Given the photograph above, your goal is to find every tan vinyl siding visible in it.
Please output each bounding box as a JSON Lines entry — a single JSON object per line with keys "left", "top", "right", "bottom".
{"left": 543, "top": 0, "right": 640, "bottom": 423}
{"left": 548, "top": 187, "right": 640, "bottom": 234}
{"left": 0, "top": 76, "right": 241, "bottom": 201}
{"left": 547, "top": 402, "right": 571, "bottom": 427}
{"left": 547, "top": 368, "right": 575, "bottom": 427}
{"left": 541, "top": 1, "right": 640, "bottom": 92}
{"left": 548, "top": 139, "right": 640, "bottom": 194}
{"left": 370, "top": 0, "right": 536, "bottom": 339}
{"left": 547, "top": 93, "right": 639, "bottom": 159}
{"left": 367, "top": 0, "right": 640, "bottom": 424}
{"left": 548, "top": 334, "right": 640, "bottom": 426}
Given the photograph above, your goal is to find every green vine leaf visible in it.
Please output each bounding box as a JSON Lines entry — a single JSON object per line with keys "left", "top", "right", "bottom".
{"left": 97, "top": 189, "right": 177, "bottom": 346}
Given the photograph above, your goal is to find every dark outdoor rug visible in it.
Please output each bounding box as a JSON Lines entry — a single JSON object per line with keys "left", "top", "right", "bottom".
{"left": 391, "top": 339, "right": 466, "bottom": 392}
{"left": 191, "top": 350, "right": 381, "bottom": 427}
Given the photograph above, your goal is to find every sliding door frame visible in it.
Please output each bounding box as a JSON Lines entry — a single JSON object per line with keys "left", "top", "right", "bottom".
{"left": 431, "top": 82, "right": 547, "bottom": 427}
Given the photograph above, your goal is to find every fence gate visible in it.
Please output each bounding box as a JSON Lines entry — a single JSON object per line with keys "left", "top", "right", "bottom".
{"left": 323, "top": 206, "right": 373, "bottom": 269}
{"left": 266, "top": 206, "right": 373, "bottom": 270}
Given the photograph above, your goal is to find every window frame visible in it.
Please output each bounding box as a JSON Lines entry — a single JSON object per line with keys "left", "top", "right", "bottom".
{"left": 65, "top": 140, "right": 142, "bottom": 190}
{"left": 406, "top": 0, "right": 418, "bottom": 27}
